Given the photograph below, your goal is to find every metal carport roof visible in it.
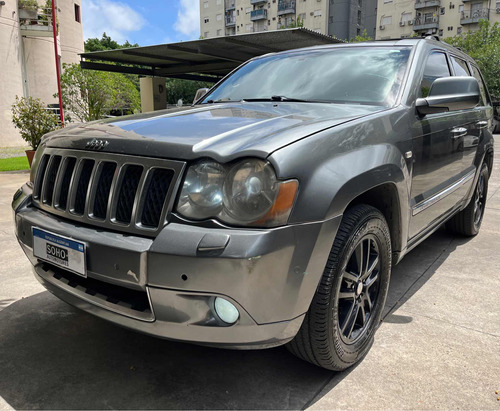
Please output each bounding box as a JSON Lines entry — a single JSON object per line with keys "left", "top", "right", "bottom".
{"left": 79, "top": 28, "right": 343, "bottom": 82}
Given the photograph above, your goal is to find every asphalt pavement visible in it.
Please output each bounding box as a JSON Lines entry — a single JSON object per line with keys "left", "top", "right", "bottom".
{"left": 0, "top": 138, "right": 499, "bottom": 410}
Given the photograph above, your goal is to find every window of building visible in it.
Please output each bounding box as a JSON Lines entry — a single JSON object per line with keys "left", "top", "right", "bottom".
{"left": 204, "top": 17, "right": 209, "bottom": 23}
{"left": 357, "top": 10, "right": 361, "bottom": 24}
{"left": 74, "top": 3, "right": 81, "bottom": 23}
{"left": 358, "top": 0, "right": 362, "bottom": 7}
{"left": 451, "top": 56, "right": 470, "bottom": 76}
{"left": 440, "top": 7, "right": 445, "bottom": 14}
{"left": 420, "top": 52, "right": 450, "bottom": 97}
{"left": 357, "top": 28, "right": 361, "bottom": 35}
{"left": 299, "top": 13, "right": 306, "bottom": 20}
{"left": 314, "top": 9, "right": 322, "bottom": 16}
{"left": 246, "top": 23, "right": 252, "bottom": 31}
{"left": 203, "top": 1, "right": 209, "bottom": 8}
{"left": 381, "top": 15, "right": 392, "bottom": 25}
{"left": 204, "top": 31, "right": 209, "bottom": 37}
{"left": 459, "top": 4, "right": 464, "bottom": 12}
{"left": 217, "top": 29, "right": 222, "bottom": 36}
{"left": 216, "top": 14, "right": 222, "bottom": 20}
{"left": 383, "top": 0, "right": 392, "bottom": 4}
{"left": 438, "top": 29, "right": 443, "bottom": 35}
{"left": 457, "top": 26, "right": 462, "bottom": 34}
{"left": 402, "top": 12, "right": 412, "bottom": 22}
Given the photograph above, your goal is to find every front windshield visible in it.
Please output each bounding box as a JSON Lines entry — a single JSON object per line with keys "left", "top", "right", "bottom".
{"left": 201, "top": 46, "right": 412, "bottom": 107}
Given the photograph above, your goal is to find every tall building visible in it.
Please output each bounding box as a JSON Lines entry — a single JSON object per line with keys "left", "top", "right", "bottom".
{"left": 200, "top": 0, "right": 377, "bottom": 41}
{"left": 376, "top": 0, "right": 500, "bottom": 39}
{"left": 0, "top": 0, "right": 84, "bottom": 146}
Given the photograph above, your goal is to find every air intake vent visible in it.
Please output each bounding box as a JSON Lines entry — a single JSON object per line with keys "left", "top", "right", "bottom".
{"left": 32, "top": 148, "right": 185, "bottom": 236}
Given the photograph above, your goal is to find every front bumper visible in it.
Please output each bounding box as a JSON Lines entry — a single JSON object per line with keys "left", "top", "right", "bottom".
{"left": 13, "top": 183, "right": 341, "bottom": 349}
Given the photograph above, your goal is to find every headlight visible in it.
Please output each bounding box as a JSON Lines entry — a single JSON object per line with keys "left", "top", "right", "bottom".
{"left": 176, "top": 158, "right": 298, "bottom": 227}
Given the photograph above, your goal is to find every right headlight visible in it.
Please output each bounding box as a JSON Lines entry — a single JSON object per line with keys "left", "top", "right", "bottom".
{"left": 176, "top": 158, "right": 298, "bottom": 228}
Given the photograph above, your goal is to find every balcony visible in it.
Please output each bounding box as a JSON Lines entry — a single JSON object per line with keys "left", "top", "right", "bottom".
{"left": 225, "top": 0, "right": 235, "bottom": 10}
{"left": 413, "top": 16, "right": 439, "bottom": 30}
{"left": 18, "top": 6, "right": 55, "bottom": 37}
{"left": 460, "top": 9, "right": 489, "bottom": 24}
{"left": 225, "top": 15, "right": 236, "bottom": 26}
{"left": 250, "top": 0, "right": 268, "bottom": 4}
{"left": 277, "top": 0, "right": 296, "bottom": 15}
{"left": 250, "top": 9, "right": 268, "bottom": 20}
{"left": 414, "top": 0, "right": 440, "bottom": 9}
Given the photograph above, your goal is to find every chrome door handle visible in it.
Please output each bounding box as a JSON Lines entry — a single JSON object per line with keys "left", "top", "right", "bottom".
{"left": 477, "top": 120, "right": 488, "bottom": 129}
{"left": 451, "top": 127, "right": 467, "bottom": 139}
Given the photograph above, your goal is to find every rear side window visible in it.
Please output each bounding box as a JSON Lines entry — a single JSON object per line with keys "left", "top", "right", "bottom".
{"left": 470, "top": 65, "right": 488, "bottom": 106}
{"left": 450, "top": 56, "right": 470, "bottom": 76}
{"left": 420, "top": 52, "right": 451, "bottom": 97}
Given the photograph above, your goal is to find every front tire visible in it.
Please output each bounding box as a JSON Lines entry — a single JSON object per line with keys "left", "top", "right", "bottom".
{"left": 287, "top": 204, "right": 391, "bottom": 371}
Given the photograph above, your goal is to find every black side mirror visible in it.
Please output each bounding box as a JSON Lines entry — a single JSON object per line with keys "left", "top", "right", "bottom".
{"left": 416, "top": 76, "right": 480, "bottom": 116}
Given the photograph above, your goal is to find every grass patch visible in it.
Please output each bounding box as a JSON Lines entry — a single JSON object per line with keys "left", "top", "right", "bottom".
{"left": 0, "top": 156, "right": 30, "bottom": 172}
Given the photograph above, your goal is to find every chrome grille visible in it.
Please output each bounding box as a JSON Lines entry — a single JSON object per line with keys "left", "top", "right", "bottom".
{"left": 32, "top": 148, "right": 185, "bottom": 236}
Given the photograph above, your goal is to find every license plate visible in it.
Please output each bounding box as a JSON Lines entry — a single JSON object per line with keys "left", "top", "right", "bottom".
{"left": 32, "top": 228, "right": 86, "bottom": 277}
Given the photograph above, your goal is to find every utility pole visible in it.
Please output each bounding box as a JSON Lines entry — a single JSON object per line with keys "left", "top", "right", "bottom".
{"left": 51, "top": 0, "right": 64, "bottom": 127}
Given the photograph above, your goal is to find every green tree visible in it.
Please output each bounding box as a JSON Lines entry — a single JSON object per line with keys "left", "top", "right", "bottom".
{"left": 84, "top": 33, "right": 139, "bottom": 52}
{"left": 350, "top": 29, "right": 372, "bottom": 43}
{"left": 11, "top": 96, "right": 59, "bottom": 149}
{"left": 445, "top": 20, "right": 500, "bottom": 98}
{"left": 58, "top": 63, "right": 140, "bottom": 122}
{"left": 165, "top": 78, "right": 214, "bottom": 105}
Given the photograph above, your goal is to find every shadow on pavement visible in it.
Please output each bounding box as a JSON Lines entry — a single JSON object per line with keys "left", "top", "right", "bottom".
{"left": 0, "top": 228, "right": 472, "bottom": 410}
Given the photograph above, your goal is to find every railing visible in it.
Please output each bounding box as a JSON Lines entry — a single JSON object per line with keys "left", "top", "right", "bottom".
{"left": 250, "top": 9, "right": 268, "bottom": 20}
{"left": 18, "top": 6, "right": 55, "bottom": 37}
{"left": 413, "top": 16, "right": 439, "bottom": 29}
{"left": 460, "top": 8, "right": 489, "bottom": 23}
{"left": 225, "top": 15, "right": 236, "bottom": 26}
{"left": 250, "top": 0, "right": 268, "bottom": 4}
{"left": 414, "top": 0, "right": 440, "bottom": 9}
{"left": 277, "top": 0, "right": 296, "bottom": 15}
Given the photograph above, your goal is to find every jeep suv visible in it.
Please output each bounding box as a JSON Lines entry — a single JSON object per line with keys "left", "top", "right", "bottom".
{"left": 12, "top": 38, "right": 494, "bottom": 371}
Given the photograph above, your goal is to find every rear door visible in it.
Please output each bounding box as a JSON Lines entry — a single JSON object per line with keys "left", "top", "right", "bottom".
{"left": 409, "top": 50, "right": 475, "bottom": 239}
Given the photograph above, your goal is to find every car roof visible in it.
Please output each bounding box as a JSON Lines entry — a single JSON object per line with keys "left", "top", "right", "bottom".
{"left": 255, "top": 38, "right": 472, "bottom": 62}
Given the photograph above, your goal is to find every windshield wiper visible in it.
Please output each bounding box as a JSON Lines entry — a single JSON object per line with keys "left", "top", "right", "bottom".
{"left": 203, "top": 99, "right": 240, "bottom": 104}
{"left": 243, "top": 96, "right": 326, "bottom": 103}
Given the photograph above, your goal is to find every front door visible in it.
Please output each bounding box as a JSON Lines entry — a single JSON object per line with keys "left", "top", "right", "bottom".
{"left": 409, "top": 51, "right": 475, "bottom": 239}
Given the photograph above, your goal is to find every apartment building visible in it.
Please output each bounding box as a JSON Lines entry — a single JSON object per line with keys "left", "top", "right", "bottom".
{"left": 376, "top": 0, "right": 500, "bottom": 39}
{"left": 0, "top": 0, "right": 84, "bottom": 146}
{"left": 200, "top": 0, "right": 377, "bottom": 41}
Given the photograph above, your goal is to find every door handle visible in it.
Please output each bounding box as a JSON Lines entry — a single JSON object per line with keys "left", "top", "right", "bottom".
{"left": 451, "top": 127, "right": 467, "bottom": 139}
{"left": 477, "top": 120, "right": 488, "bottom": 129}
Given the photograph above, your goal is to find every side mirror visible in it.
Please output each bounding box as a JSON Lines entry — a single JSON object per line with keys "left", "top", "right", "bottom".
{"left": 416, "top": 76, "right": 480, "bottom": 116}
{"left": 193, "top": 88, "right": 210, "bottom": 104}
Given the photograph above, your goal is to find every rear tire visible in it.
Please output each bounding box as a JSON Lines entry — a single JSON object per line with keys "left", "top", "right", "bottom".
{"left": 446, "top": 163, "right": 489, "bottom": 236}
{"left": 286, "top": 204, "right": 391, "bottom": 371}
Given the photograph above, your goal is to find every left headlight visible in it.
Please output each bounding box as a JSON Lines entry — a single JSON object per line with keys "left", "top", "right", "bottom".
{"left": 176, "top": 158, "right": 298, "bottom": 227}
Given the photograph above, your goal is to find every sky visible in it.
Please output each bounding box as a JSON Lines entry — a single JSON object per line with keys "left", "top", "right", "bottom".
{"left": 81, "top": 0, "right": 200, "bottom": 46}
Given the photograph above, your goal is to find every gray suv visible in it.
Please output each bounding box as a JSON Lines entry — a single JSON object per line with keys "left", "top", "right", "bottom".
{"left": 12, "top": 38, "right": 494, "bottom": 371}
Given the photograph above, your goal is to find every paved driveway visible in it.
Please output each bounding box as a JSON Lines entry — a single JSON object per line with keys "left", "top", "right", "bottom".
{"left": 0, "top": 139, "right": 499, "bottom": 410}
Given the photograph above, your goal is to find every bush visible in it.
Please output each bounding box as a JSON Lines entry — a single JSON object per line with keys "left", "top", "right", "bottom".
{"left": 11, "top": 96, "right": 60, "bottom": 150}
{"left": 18, "top": 0, "right": 39, "bottom": 10}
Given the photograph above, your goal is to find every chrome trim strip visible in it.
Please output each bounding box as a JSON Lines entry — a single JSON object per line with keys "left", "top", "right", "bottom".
{"left": 412, "top": 169, "right": 475, "bottom": 216}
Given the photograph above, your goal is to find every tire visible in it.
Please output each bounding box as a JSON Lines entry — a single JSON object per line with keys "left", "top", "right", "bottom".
{"left": 286, "top": 204, "right": 392, "bottom": 371}
{"left": 446, "top": 163, "right": 489, "bottom": 236}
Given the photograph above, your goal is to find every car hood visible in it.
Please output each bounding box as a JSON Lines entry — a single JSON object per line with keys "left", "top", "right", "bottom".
{"left": 43, "top": 102, "right": 385, "bottom": 162}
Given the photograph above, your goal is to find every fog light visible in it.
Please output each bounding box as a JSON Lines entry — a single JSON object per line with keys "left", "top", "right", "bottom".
{"left": 214, "top": 297, "right": 239, "bottom": 324}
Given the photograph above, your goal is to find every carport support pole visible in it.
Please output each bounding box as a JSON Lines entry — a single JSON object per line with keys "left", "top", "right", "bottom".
{"left": 51, "top": 0, "right": 64, "bottom": 127}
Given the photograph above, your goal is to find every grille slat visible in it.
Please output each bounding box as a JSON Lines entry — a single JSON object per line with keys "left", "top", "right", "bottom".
{"left": 93, "top": 162, "right": 116, "bottom": 219}
{"left": 74, "top": 160, "right": 95, "bottom": 215}
{"left": 57, "top": 157, "right": 76, "bottom": 210}
{"left": 32, "top": 149, "right": 183, "bottom": 237}
{"left": 141, "top": 168, "right": 174, "bottom": 228}
{"left": 115, "top": 165, "right": 143, "bottom": 224}
{"left": 42, "top": 155, "right": 62, "bottom": 205}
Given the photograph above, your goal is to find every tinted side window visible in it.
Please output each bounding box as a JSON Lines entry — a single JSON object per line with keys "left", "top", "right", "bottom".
{"left": 420, "top": 52, "right": 451, "bottom": 97}
{"left": 471, "top": 65, "right": 487, "bottom": 106}
{"left": 450, "top": 56, "right": 470, "bottom": 76}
